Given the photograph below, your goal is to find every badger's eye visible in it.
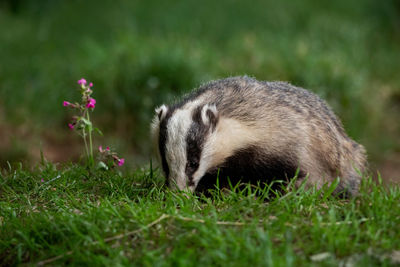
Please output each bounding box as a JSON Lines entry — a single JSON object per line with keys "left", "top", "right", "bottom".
{"left": 187, "top": 160, "right": 199, "bottom": 170}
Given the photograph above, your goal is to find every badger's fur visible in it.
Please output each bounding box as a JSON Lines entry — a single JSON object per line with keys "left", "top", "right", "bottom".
{"left": 151, "top": 76, "right": 367, "bottom": 196}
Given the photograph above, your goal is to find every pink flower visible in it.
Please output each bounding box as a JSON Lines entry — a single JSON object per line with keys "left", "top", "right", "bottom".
{"left": 99, "top": 145, "right": 111, "bottom": 153}
{"left": 68, "top": 123, "right": 75, "bottom": 130}
{"left": 78, "top": 78, "right": 87, "bottom": 85}
{"left": 118, "top": 158, "right": 125, "bottom": 166}
{"left": 41, "top": 178, "right": 44, "bottom": 183}
{"left": 86, "top": 98, "right": 96, "bottom": 108}
{"left": 89, "top": 82, "right": 93, "bottom": 87}
{"left": 63, "top": 101, "right": 71, "bottom": 107}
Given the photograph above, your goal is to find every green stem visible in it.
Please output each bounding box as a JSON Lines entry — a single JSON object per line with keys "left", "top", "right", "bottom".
{"left": 86, "top": 110, "right": 94, "bottom": 167}
{"left": 82, "top": 128, "right": 89, "bottom": 161}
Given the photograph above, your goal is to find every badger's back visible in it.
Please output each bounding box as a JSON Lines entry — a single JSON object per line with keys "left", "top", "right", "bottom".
{"left": 176, "top": 77, "right": 342, "bottom": 129}
{"left": 154, "top": 76, "right": 367, "bottom": 196}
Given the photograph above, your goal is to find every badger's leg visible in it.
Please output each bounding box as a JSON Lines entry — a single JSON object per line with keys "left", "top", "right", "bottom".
{"left": 295, "top": 169, "right": 361, "bottom": 198}
{"left": 334, "top": 140, "right": 366, "bottom": 197}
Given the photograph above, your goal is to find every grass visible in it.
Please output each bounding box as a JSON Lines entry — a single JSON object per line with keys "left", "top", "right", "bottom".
{"left": 1, "top": 163, "right": 399, "bottom": 266}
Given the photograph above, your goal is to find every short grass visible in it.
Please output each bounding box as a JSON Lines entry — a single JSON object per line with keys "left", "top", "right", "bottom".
{"left": 1, "top": 163, "right": 399, "bottom": 266}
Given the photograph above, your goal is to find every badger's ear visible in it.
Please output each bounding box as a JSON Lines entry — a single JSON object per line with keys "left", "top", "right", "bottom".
{"left": 155, "top": 105, "right": 168, "bottom": 121}
{"left": 201, "top": 104, "right": 219, "bottom": 131}
{"left": 151, "top": 104, "right": 168, "bottom": 159}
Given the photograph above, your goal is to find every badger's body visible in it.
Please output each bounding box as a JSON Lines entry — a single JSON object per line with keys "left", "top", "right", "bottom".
{"left": 151, "top": 76, "right": 367, "bottom": 196}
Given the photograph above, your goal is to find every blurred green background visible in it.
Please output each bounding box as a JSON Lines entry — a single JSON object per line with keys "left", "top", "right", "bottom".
{"left": 0, "top": 0, "right": 399, "bottom": 181}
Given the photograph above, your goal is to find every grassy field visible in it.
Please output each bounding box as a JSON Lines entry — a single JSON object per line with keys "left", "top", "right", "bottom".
{"left": 1, "top": 164, "right": 399, "bottom": 266}
{"left": 1, "top": 1, "right": 399, "bottom": 265}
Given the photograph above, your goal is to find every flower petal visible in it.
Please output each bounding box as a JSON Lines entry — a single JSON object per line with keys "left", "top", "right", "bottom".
{"left": 77, "top": 78, "right": 87, "bottom": 85}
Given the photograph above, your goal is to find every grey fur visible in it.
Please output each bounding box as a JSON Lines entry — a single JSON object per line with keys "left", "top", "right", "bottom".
{"left": 152, "top": 76, "right": 367, "bottom": 196}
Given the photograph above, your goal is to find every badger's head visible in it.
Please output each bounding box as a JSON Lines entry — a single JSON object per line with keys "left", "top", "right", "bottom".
{"left": 151, "top": 103, "right": 219, "bottom": 192}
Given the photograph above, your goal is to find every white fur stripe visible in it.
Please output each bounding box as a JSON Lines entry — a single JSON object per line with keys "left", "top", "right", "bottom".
{"left": 165, "top": 107, "right": 194, "bottom": 189}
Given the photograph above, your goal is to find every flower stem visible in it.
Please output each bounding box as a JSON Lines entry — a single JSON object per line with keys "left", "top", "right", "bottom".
{"left": 82, "top": 128, "right": 89, "bottom": 161}
{"left": 86, "top": 110, "right": 94, "bottom": 167}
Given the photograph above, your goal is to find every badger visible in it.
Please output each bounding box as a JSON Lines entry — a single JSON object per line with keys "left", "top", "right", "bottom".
{"left": 151, "top": 76, "right": 367, "bottom": 196}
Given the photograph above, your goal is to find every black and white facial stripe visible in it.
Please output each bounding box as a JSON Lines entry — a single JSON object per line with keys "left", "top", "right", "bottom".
{"left": 185, "top": 105, "right": 218, "bottom": 186}
{"left": 155, "top": 103, "right": 218, "bottom": 190}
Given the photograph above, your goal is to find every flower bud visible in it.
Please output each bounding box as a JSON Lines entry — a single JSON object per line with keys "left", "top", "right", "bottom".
{"left": 77, "top": 78, "right": 87, "bottom": 86}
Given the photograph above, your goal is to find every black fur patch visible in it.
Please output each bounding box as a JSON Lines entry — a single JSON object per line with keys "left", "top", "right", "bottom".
{"left": 196, "top": 145, "right": 305, "bottom": 193}
{"left": 158, "top": 111, "right": 172, "bottom": 184}
{"left": 206, "top": 108, "right": 219, "bottom": 132}
{"left": 185, "top": 106, "right": 208, "bottom": 186}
